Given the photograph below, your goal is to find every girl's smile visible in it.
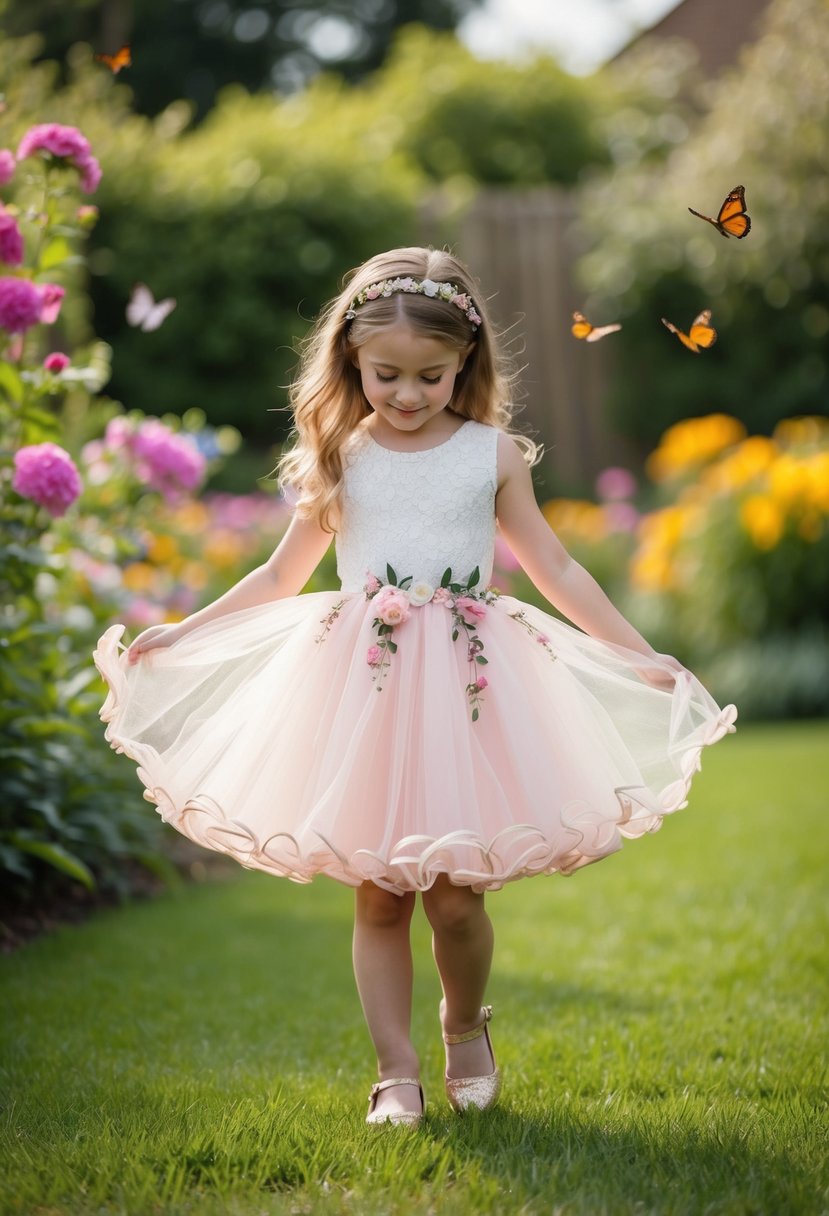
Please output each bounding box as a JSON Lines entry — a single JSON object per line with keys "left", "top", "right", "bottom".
{"left": 354, "top": 323, "right": 472, "bottom": 444}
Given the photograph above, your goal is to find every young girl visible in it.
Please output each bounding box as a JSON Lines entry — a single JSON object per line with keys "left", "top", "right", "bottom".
{"left": 94, "top": 246, "right": 736, "bottom": 1128}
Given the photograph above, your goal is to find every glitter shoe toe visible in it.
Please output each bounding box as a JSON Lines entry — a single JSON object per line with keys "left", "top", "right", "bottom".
{"left": 443, "top": 1005, "right": 502, "bottom": 1112}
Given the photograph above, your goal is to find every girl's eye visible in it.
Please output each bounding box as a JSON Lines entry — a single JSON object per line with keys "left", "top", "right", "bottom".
{"left": 376, "top": 373, "right": 396, "bottom": 383}
{"left": 422, "top": 375, "right": 442, "bottom": 385}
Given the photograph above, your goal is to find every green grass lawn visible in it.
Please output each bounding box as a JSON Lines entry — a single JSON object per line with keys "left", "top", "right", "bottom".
{"left": 1, "top": 721, "right": 827, "bottom": 1216}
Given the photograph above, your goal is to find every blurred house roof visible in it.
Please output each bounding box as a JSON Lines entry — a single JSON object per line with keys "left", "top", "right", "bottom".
{"left": 610, "top": 0, "right": 773, "bottom": 77}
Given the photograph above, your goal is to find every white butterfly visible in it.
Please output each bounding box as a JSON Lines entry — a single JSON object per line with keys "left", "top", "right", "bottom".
{"left": 126, "top": 283, "right": 176, "bottom": 332}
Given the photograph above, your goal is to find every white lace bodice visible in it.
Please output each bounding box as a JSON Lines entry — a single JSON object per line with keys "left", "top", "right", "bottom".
{"left": 336, "top": 419, "right": 499, "bottom": 592}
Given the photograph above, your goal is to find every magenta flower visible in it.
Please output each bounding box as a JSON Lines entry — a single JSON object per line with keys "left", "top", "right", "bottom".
{"left": 16, "top": 124, "right": 102, "bottom": 193}
{"left": 132, "top": 419, "right": 207, "bottom": 501}
{"left": 0, "top": 277, "right": 43, "bottom": 333}
{"left": 0, "top": 209, "right": 24, "bottom": 266}
{"left": 0, "top": 149, "right": 16, "bottom": 186}
{"left": 39, "top": 283, "right": 65, "bottom": 324}
{"left": 44, "top": 351, "right": 70, "bottom": 372}
{"left": 475, "top": 675, "right": 489, "bottom": 691}
{"left": 12, "top": 442, "right": 83, "bottom": 517}
{"left": 366, "top": 645, "right": 382, "bottom": 666}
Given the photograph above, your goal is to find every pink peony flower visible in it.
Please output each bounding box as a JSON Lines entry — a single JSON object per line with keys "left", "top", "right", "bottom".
{"left": 39, "top": 283, "right": 65, "bottom": 324}
{"left": 595, "top": 466, "right": 637, "bottom": 502}
{"left": 0, "top": 209, "right": 24, "bottom": 266}
{"left": 16, "top": 124, "right": 102, "bottom": 193}
{"left": 366, "top": 644, "right": 382, "bottom": 666}
{"left": 475, "top": 676, "right": 489, "bottom": 690}
{"left": 12, "top": 442, "right": 82, "bottom": 516}
{"left": 0, "top": 149, "right": 16, "bottom": 186}
{"left": 44, "top": 351, "right": 70, "bottom": 372}
{"left": 373, "top": 585, "right": 411, "bottom": 627}
{"left": 0, "top": 276, "right": 43, "bottom": 333}
{"left": 455, "top": 595, "right": 487, "bottom": 626}
{"left": 132, "top": 419, "right": 207, "bottom": 501}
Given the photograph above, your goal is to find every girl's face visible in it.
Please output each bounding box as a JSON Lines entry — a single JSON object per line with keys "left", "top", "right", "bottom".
{"left": 353, "top": 324, "right": 471, "bottom": 438}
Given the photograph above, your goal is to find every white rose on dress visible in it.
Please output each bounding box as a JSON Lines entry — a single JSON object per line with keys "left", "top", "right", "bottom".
{"left": 408, "top": 580, "right": 435, "bottom": 606}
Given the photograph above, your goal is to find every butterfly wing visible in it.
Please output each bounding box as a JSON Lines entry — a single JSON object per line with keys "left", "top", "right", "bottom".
{"left": 662, "top": 311, "right": 715, "bottom": 354}
{"left": 716, "top": 185, "right": 750, "bottom": 238}
{"left": 571, "top": 312, "right": 593, "bottom": 340}
{"left": 96, "top": 44, "right": 131, "bottom": 73}
{"left": 572, "top": 311, "right": 621, "bottom": 342}
{"left": 127, "top": 283, "right": 176, "bottom": 331}
{"left": 687, "top": 310, "right": 717, "bottom": 349}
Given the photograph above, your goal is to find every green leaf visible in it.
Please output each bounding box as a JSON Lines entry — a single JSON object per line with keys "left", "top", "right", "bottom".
{"left": 467, "top": 566, "right": 480, "bottom": 588}
{"left": 472, "top": 707, "right": 479, "bottom": 722}
{"left": 475, "top": 655, "right": 488, "bottom": 664}
{"left": 452, "top": 629, "right": 458, "bottom": 640}
{"left": 399, "top": 575, "right": 412, "bottom": 589}
{"left": 39, "top": 236, "right": 72, "bottom": 271}
{"left": 0, "top": 361, "right": 24, "bottom": 404}
{"left": 441, "top": 567, "right": 453, "bottom": 587}
{"left": 8, "top": 835, "right": 95, "bottom": 890}
{"left": 386, "top": 640, "right": 397, "bottom": 653}
{"left": 450, "top": 583, "right": 461, "bottom": 593}
{"left": 386, "top": 563, "right": 397, "bottom": 586}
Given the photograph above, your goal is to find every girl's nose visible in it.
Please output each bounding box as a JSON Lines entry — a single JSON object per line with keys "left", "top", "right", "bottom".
{"left": 395, "top": 382, "right": 420, "bottom": 405}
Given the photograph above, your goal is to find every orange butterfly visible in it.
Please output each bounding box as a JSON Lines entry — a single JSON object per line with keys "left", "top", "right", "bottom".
{"left": 661, "top": 310, "right": 717, "bottom": 354}
{"left": 688, "top": 185, "right": 751, "bottom": 239}
{"left": 571, "top": 311, "right": 622, "bottom": 342}
{"left": 95, "top": 45, "right": 132, "bottom": 73}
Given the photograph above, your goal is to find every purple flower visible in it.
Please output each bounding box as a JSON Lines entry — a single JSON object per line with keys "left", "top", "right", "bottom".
{"left": 39, "top": 283, "right": 65, "bottom": 324}
{"left": 595, "top": 466, "right": 637, "bottom": 502}
{"left": 0, "top": 149, "right": 16, "bottom": 186}
{"left": 44, "top": 351, "right": 70, "bottom": 372}
{"left": 132, "top": 419, "right": 207, "bottom": 501}
{"left": 12, "top": 442, "right": 83, "bottom": 516}
{"left": 0, "top": 277, "right": 43, "bottom": 333}
{"left": 16, "top": 123, "right": 101, "bottom": 193}
{"left": 0, "top": 209, "right": 24, "bottom": 266}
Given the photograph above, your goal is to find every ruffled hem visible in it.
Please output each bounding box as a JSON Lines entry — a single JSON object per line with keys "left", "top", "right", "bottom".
{"left": 91, "top": 598, "right": 734, "bottom": 894}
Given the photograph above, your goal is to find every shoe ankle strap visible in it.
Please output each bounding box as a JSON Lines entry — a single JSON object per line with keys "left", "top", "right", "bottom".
{"left": 442, "top": 1005, "right": 493, "bottom": 1044}
{"left": 369, "top": 1076, "right": 421, "bottom": 1098}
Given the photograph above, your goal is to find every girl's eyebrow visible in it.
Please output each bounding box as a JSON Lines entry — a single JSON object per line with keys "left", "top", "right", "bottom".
{"left": 371, "top": 361, "right": 449, "bottom": 373}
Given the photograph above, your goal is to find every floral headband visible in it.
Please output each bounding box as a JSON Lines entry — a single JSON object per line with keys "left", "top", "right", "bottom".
{"left": 344, "top": 277, "right": 483, "bottom": 329}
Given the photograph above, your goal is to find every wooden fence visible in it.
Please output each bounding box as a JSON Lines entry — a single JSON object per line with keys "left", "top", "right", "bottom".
{"left": 424, "top": 187, "right": 639, "bottom": 491}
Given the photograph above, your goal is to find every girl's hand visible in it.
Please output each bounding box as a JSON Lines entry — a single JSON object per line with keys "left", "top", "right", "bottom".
{"left": 634, "top": 651, "right": 687, "bottom": 691}
{"left": 127, "top": 623, "right": 185, "bottom": 665}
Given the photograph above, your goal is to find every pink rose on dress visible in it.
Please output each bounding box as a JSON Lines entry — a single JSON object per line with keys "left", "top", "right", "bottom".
{"left": 44, "top": 351, "right": 70, "bottom": 372}
{"left": 12, "top": 442, "right": 82, "bottom": 516}
{"left": 364, "top": 571, "right": 381, "bottom": 595}
{"left": 475, "top": 676, "right": 488, "bottom": 690}
{"left": 373, "top": 585, "right": 411, "bottom": 627}
{"left": 366, "top": 645, "right": 382, "bottom": 666}
{"left": 455, "top": 596, "right": 487, "bottom": 626}
{"left": 0, "top": 209, "right": 24, "bottom": 266}
{"left": 0, "top": 150, "right": 16, "bottom": 186}
{"left": 432, "top": 586, "right": 453, "bottom": 606}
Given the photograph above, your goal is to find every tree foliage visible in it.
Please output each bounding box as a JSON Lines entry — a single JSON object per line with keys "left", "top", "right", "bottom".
{"left": 0, "top": 0, "right": 481, "bottom": 120}
{"left": 577, "top": 0, "right": 829, "bottom": 444}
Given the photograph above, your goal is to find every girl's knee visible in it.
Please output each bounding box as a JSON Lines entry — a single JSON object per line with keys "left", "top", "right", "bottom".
{"left": 355, "top": 882, "right": 415, "bottom": 929}
{"left": 423, "top": 879, "right": 484, "bottom": 936}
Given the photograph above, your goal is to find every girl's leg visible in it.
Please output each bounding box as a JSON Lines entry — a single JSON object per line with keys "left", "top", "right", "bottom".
{"left": 421, "top": 876, "right": 495, "bottom": 1079}
{"left": 353, "top": 881, "right": 421, "bottom": 1116}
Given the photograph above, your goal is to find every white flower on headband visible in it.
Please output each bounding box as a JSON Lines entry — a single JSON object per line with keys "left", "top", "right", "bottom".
{"left": 345, "top": 277, "right": 483, "bottom": 329}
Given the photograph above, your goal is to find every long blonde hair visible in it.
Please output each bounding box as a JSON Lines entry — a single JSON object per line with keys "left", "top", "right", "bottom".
{"left": 278, "top": 246, "right": 537, "bottom": 531}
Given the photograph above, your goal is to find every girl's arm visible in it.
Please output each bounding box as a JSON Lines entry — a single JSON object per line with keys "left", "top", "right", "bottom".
{"left": 495, "top": 435, "right": 669, "bottom": 660}
{"left": 127, "top": 513, "right": 333, "bottom": 661}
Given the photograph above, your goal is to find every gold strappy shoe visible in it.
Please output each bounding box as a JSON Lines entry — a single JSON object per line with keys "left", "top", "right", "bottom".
{"left": 442, "top": 1004, "right": 502, "bottom": 1112}
{"left": 365, "top": 1077, "right": 425, "bottom": 1127}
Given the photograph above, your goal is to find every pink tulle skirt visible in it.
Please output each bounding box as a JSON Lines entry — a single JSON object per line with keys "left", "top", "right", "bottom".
{"left": 93, "top": 591, "right": 736, "bottom": 894}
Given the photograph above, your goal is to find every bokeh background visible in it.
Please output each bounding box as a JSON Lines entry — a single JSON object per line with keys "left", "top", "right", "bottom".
{"left": 1, "top": 0, "right": 827, "bottom": 916}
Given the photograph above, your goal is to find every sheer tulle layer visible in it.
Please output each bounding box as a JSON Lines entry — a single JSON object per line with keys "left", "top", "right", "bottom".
{"left": 94, "top": 591, "right": 736, "bottom": 894}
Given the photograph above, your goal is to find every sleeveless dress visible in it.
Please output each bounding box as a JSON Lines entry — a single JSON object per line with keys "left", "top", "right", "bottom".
{"left": 93, "top": 420, "right": 736, "bottom": 894}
